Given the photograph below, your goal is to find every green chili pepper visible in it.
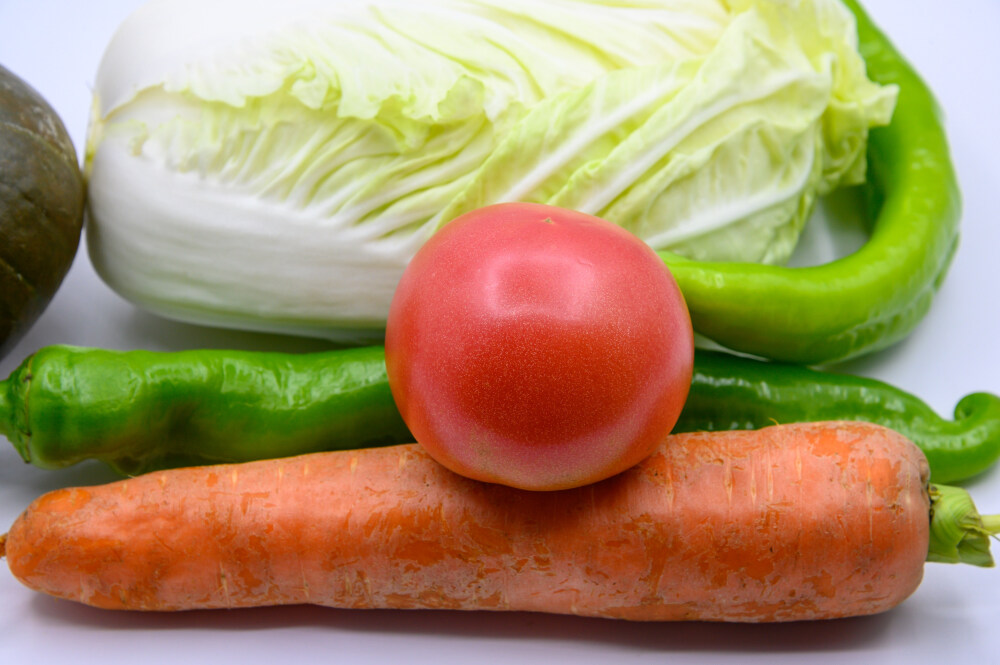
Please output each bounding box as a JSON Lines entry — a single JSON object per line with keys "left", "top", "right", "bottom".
{"left": 0, "top": 344, "right": 412, "bottom": 476}
{"left": 661, "top": 0, "right": 961, "bottom": 364}
{"left": 3, "top": 345, "right": 997, "bottom": 483}
{"left": 676, "top": 351, "right": 1000, "bottom": 484}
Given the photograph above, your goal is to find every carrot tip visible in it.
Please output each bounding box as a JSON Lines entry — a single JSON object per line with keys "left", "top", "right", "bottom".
{"left": 0, "top": 533, "right": 7, "bottom": 559}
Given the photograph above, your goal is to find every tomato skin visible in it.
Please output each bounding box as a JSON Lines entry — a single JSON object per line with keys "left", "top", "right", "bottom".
{"left": 386, "top": 203, "right": 693, "bottom": 491}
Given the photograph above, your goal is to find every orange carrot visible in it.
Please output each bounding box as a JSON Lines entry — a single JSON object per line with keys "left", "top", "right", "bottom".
{"left": 0, "top": 422, "right": 980, "bottom": 621}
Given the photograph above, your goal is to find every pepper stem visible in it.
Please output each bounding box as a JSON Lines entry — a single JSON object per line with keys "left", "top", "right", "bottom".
{"left": 927, "top": 484, "right": 1000, "bottom": 567}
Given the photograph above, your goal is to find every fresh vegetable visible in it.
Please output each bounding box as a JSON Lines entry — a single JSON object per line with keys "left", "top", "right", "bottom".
{"left": 385, "top": 203, "right": 693, "bottom": 491}
{"left": 3, "top": 422, "right": 996, "bottom": 619}
{"left": 0, "top": 64, "right": 85, "bottom": 359}
{"left": 4, "top": 345, "right": 999, "bottom": 484}
{"left": 0, "top": 344, "right": 410, "bottom": 475}
{"left": 677, "top": 350, "right": 1000, "bottom": 484}
{"left": 84, "top": 0, "right": 895, "bottom": 360}
{"left": 661, "top": 0, "right": 961, "bottom": 362}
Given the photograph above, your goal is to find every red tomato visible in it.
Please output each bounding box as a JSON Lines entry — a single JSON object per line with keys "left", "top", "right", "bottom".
{"left": 385, "top": 203, "right": 693, "bottom": 491}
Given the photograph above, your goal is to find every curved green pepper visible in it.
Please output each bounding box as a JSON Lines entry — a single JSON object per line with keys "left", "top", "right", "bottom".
{"left": 676, "top": 351, "right": 1000, "bottom": 484}
{"left": 0, "top": 345, "right": 411, "bottom": 475}
{"left": 662, "top": 0, "right": 961, "bottom": 364}
{"left": 3, "top": 345, "right": 997, "bottom": 483}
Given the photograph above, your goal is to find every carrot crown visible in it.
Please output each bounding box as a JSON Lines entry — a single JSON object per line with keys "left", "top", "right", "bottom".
{"left": 928, "top": 484, "right": 1000, "bottom": 567}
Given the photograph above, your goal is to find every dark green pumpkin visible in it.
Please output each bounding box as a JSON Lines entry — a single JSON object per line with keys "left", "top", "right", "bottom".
{"left": 0, "top": 64, "right": 85, "bottom": 359}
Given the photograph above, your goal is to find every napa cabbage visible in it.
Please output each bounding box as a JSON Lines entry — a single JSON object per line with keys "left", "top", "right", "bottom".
{"left": 85, "top": 0, "right": 896, "bottom": 339}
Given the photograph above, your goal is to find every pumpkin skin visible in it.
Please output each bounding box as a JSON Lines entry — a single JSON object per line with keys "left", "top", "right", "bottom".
{"left": 0, "top": 64, "right": 85, "bottom": 359}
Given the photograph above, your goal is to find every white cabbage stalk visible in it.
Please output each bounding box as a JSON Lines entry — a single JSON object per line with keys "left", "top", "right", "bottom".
{"left": 85, "top": 0, "right": 896, "bottom": 341}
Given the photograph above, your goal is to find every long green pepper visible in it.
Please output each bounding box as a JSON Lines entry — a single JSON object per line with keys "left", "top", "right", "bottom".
{"left": 662, "top": 0, "right": 961, "bottom": 364}
{"left": 675, "top": 351, "right": 1000, "bottom": 484}
{"left": 2, "top": 345, "right": 998, "bottom": 483}
{"left": 0, "top": 345, "right": 411, "bottom": 475}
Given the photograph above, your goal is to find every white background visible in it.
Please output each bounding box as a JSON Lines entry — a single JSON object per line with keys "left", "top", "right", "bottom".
{"left": 1, "top": 0, "right": 999, "bottom": 662}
